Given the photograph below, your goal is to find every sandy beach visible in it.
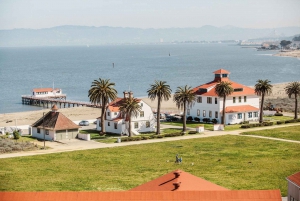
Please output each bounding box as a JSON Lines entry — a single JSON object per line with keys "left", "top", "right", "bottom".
{"left": 274, "top": 50, "right": 300, "bottom": 58}
{"left": 0, "top": 82, "right": 297, "bottom": 127}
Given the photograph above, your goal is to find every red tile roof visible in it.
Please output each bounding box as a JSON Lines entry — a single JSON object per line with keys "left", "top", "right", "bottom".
{"left": 33, "top": 88, "right": 60, "bottom": 93}
{"left": 224, "top": 105, "right": 259, "bottom": 113}
{"left": 193, "top": 80, "right": 256, "bottom": 97}
{"left": 107, "top": 98, "right": 141, "bottom": 113}
{"left": 0, "top": 190, "right": 282, "bottom": 201}
{"left": 130, "top": 169, "right": 228, "bottom": 191}
{"left": 31, "top": 111, "right": 80, "bottom": 130}
{"left": 287, "top": 171, "right": 300, "bottom": 187}
{"left": 213, "top": 69, "right": 230, "bottom": 74}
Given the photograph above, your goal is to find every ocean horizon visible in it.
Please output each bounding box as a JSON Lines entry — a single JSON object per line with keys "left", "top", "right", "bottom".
{"left": 0, "top": 43, "right": 299, "bottom": 114}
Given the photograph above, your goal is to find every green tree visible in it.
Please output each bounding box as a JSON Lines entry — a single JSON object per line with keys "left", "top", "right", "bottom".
{"left": 285, "top": 81, "right": 300, "bottom": 119}
{"left": 280, "top": 40, "right": 292, "bottom": 49}
{"left": 147, "top": 81, "right": 172, "bottom": 134}
{"left": 119, "top": 97, "right": 142, "bottom": 137}
{"left": 255, "top": 79, "right": 273, "bottom": 123}
{"left": 88, "top": 78, "right": 117, "bottom": 134}
{"left": 13, "top": 130, "right": 20, "bottom": 141}
{"left": 173, "top": 85, "right": 196, "bottom": 132}
{"left": 215, "top": 81, "right": 234, "bottom": 126}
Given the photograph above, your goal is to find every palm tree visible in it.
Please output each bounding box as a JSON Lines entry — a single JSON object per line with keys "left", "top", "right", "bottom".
{"left": 88, "top": 78, "right": 117, "bottom": 134}
{"left": 215, "top": 81, "right": 234, "bottom": 126}
{"left": 285, "top": 81, "right": 300, "bottom": 119}
{"left": 147, "top": 81, "right": 172, "bottom": 134}
{"left": 173, "top": 85, "right": 196, "bottom": 132}
{"left": 119, "top": 97, "right": 142, "bottom": 137}
{"left": 255, "top": 79, "right": 273, "bottom": 123}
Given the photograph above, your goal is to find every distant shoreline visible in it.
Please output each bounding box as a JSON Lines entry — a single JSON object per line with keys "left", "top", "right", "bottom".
{"left": 273, "top": 50, "right": 300, "bottom": 58}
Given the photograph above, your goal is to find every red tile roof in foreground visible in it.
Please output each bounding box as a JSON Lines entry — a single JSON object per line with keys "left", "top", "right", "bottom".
{"left": 0, "top": 190, "right": 282, "bottom": 201}
{"left": 287, "top": 171, "right": 300, "bottom": 187}
{"left": 130, "top": 169, "right": 228, "bottom": 191}
{"left": 224, "top": 105, "right": 259, "bottom": 113}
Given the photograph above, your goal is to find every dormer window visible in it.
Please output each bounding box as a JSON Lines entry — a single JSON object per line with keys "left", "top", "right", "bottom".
{"left": 198, "top": 88, "right": 207, "bottom": 93}
{"left": 234, "top": 88, "right": 243, "bottom": 92}
{"left": 222, "top": 74, "right": 228, "bottom": 78}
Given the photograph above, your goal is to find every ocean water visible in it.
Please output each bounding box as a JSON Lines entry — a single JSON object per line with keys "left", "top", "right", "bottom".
{"left": 0, "top": 44, "right": 299, "bottom": 114}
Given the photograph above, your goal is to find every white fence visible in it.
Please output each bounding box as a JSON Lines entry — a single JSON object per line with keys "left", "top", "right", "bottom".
{"left": 77, "top": 133, "right": 90, "bottom": 141}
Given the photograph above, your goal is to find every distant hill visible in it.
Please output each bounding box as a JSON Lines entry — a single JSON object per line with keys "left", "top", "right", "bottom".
{"left": 1, "top": 25, "right": 300, "bottom": 47}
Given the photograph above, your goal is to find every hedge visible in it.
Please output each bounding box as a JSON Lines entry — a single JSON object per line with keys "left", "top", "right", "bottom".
{"left": 240, "top": 122, "right": 273, "bottom": 129}
{"left": 119, "top": 132, "right": 184, "bottom": 142}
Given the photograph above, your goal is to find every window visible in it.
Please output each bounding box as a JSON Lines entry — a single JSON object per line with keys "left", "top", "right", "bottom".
{"left": 107, "top": 112, "right": 110, "bottom": 116}
{"left": 197, "top": 97, "right": 202, "bottom": 103}
{"left": 237, "top": 113, "right": 242, "bottom": 119}
{"left": 215, "top": 111, "right": 218, "bottom": 118}
{"left": 46, "top": 130, "right": 49, "bottom": 135}
{"left": 209, "top": 111, "right": 212, "bottom": 118}
{"left": 248, "top": 112, "right": 252, "bottom": 118}
{"left": 146, "top": 121, "right": 150, "bottom": 128}
{"left": 37, "top": 128, "right": 40, "bottom": 133}
{"left": 187, "top": 109, "right": 190, "bottom": 115}
{"left": 134, "top": 122, "right": 138, "bottom": 129}
{"left": 239, "top": 96, "right": 242, "bottom": 103}
{"left": 203, "top": 110, "right": 206, "bottom": 117}
{"left": 197, "top": 109, "right": 200, "bottom": 116}
{"left": 141, "top": 103, "right": 143, "bottom": 107}
{"left": 244, "top": 96, "right": 247, "bottom": 102}
{"left": 222, "top": 74, "right": 228, "bottom": 78}
{"left": 233, "top": 97, "right": 236, "bottom": 103}
{"left": 114, "top": 123, "right": 117, "bottom": 129}
{"left": 114, "top": 112, "right": 117, "bottom": 115}
{"left": 140, "top": 111, "right": 144, "bottom": 117}
{"left": 254, "top": 112, "right": 258, "bottom": 117}
{"left": 108, "top": 122, "right": 110, "bottom": 126}
{"left": 215, "top": 98, "right": 217, "bottom": 104}
{"left": 207, "top": 97, "right": 212, "bottom": 104}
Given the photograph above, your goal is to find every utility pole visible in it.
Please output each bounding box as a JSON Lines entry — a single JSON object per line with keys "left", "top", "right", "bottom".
{"left": 43, "top": 112, "right": 45, "bottom": 149}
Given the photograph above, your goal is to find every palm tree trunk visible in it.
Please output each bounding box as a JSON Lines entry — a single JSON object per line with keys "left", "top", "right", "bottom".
{"left": 295, "top": 95, "right": 298, "bottom": 119}
{"left": 100, "top": 97, "right": 106, "bottom": 134}
{"left": 183, "top": 102, "right": 187, "bottom": 132}
{"left": 222, "top": 96, "right": 226, "bottom": 126}
{"left": 128, "top": 117, "right": 132, "bottom": 137}
{"left": 259, "top": 93, "right": 265, "bottom": 123}
{"left": 157, "top": 95, "right": 161, "bottom": 134}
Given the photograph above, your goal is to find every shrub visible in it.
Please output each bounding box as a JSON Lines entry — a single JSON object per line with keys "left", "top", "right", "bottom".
{"left": 157, "top": 134, "right": 165, "bottom": 138}
{"left": 285, "top": 119, "right": 298, "bottom": 124}
{"left": 141, "top": 136, "right": 149, "bottom": 140}
{"left": 194, "top": 117, "right": 200, "bottom": 122}
{"left": 297, "top": 119, "right": 300, "bottom": 122}
{"left": 187, "top": 116, "right": 193, "bottom": 121}
{"left": 5, "top": 147, "right": 12, "bottom": 152}
{"left": 274, "top": 113, "right": 283, "bottom": 116}
{"left": 240, "top": 121, "right": 249, "bottom": 124}
{"left": 240, "top": 124, "right": 251, "bottom": 128}
{"left": 188, "top": 131, "right": 197, "bottom": 134}
{"left": 12, "top": 145, "right": 22, "bottom": 151}
{"left": 150, "top": 135, "right": 158, "bottom": 139}
{"left": 277, "top": 121, "right": 285, "bottom": 125}
{"left": 0, "top": 147, "right": 5, "bottom": 153}
{"left": 13, "top": 130, "right": 20, "bottom": 140}
{"left": 202, "top": 118, "right": 210, "bottom": 123}
{"left": 262, "top": 122, "right": 273, "bottom": 126}
{"left": 211, "top": 119, "right": 218, "bottom": 124}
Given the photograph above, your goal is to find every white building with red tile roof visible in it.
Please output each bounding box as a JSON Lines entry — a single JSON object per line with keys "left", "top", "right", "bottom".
{"left": 287, "top": 171, "right": 300, "bottom": 201}
{"left": 31, "top": 105, "right": 80, "bottom": 141}
{"left": 96, "top": 91, "right": 156, "bottom": 135}
{"left": 190, "top": 69, "right": 260, "bottom": 125}
{"left": 32, "top": 88, "right": 63, "bottom": 98}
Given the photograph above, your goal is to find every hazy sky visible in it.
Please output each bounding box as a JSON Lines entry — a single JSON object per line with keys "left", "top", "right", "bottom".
{"left": 1, "top": 0, "right": 300, "bottom": 30}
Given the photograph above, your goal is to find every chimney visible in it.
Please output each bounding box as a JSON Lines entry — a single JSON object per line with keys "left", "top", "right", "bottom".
{"left": 174, "top": 170, "right": 181, "bottom": 178}
{"left": 51, "top": 104, "right": 58, "bottom": 113}
{"left": 123, "top": 91, "right": 128, "bottom": 99}
{"left": 129, "top": 91, "right": 133, "bottom": 99}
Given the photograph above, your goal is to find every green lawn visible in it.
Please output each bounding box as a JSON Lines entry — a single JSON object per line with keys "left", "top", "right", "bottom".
{"left": 0, "top": 135, "right": 299, "bottom": 196}
{"left": 263, "top": 115, "right": 293, "bottom": 122}
{"left": 242, "top": 125, "right": 300, "bottom": 141}
{"left": 161, "top": 121, "right": 241, "bottom": 131}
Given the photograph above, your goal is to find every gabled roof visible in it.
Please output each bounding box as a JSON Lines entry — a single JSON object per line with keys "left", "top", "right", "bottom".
{"left": 33, "top": 88, "right": 60, "bottom": 93}
{"left": 31, "top": 111, "right": 80, "bottom": 130}
{"left": 0, "top": 190, "right": 282, "bottom": 201}
{"left": 107, "top": 98, "right": 142, "bottom": 113}
{"left": 193, "top": 80, "right": 256, "bottom": 97}
{"left": 225, "top": 105, "right": 259, "bottom": 113}
{"left": 287, "top": 171, "right": 300, "bottom": 187}
{"left": 130, "top": 169, "right": 228, "bottom": 191}
{"left": 213, "top": 69, "right": 230, "bottom": 74}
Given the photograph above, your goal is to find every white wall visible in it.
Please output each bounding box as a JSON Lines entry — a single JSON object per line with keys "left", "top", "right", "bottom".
{"left": 32, "top": 127, "right": 54, "bottom": 141}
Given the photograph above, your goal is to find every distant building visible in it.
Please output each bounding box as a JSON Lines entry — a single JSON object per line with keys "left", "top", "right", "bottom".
{"left": 287, "top": 171, "right": 300, "bottom": 201}
{"left": 96, "top": 91, "right": 156, "bottom": 135}
{"left": 32, "top": 88, "right": 63, "bottom": 98}
{"left": 31, "top": 105, "right": 80, "bottom": 141}
{"left": 190, "top": 69, "right": 260, "bottom": 124}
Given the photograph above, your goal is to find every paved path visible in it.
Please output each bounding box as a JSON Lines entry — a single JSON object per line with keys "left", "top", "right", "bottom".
{"left": 0, "top": 123, "right": 299, "bottom": 159}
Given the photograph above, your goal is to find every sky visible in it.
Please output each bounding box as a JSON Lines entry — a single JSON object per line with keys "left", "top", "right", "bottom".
{"left": 0, "top": 0, "right": 300, "bottom": 30}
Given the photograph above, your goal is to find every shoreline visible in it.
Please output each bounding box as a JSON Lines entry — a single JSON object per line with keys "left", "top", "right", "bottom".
{"left": 0, "top": 82, "right": 298, "bottom": 127}
{"left": 273, "top": 50, "right": 300, "bottom": 58}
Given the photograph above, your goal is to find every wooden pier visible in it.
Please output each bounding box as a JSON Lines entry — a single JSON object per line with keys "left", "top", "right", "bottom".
{"left": 21, "top": 95, "right": 100, "bottom": 108}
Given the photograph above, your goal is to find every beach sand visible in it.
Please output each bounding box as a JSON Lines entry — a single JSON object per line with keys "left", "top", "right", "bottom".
{"left": 0, "top": 82, "right": 297, "bottom": 127}
{"left": 274, "top": 50, "right": 300, "bottom": 58}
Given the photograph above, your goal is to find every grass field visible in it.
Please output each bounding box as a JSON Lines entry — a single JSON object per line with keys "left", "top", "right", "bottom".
{"left": 161, "top": 121, "right": 241, "bottom": 131}
{"left": 242, "top": 125, "right": 300, "bottom": 141}
{"left": 0, "top": 135, "right": 299, "bottom": 196}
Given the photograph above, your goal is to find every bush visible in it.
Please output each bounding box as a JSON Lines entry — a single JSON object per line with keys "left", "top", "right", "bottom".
{"left": 157, "top": 134, "right": 165, "bottom": 138}
{"left": 5, "top": 147, "right": 12, "bottom": 152}
{"left": 187, "top": 116, "right": 193, "bottom": 121}
{"left": 211, "top": 119, "right": 218, "bottom": 124}
{"left": 274, "top": 113, "right": 283, "bottom": 116}
{"left": 141, "top": 136, "right": 149, "bottom": 140}
{"left": 188, "top": 131, "right": 197, "bottom": 134}
{"left": 277, "top": 121, "right": 285, "bottom": 125}
{"left": 13, "top": 130, "right": 20, "bottom": 140}
{"left": 262, "top": 122, "right": 273, "bottom": 126}
{"left": 194, "top": 117, "right": 200, "bottom": 122}
{"left": 12, "top": 145, "right": 22, "bottom": 151}
{"left": 202, "top": 118, "right": 210, "bottom": 123}
{"left": 240, "top": 121, "right": 249, "bottom": 124}
{"left": 0, "top": 147, "right": 5, "bottom": 153}
{"left": 285, "top": 119, "right": 298, "bottom": 124}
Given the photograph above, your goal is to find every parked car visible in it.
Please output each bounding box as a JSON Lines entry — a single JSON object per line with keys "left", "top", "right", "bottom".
{"left": 79, "top": 120, "right": 89, "bottom": 126}
{"left": 166, "top": 116, "right": 181, "bottom": 122}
